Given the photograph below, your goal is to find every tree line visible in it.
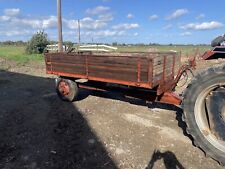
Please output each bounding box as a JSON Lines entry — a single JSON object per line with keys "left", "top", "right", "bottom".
{"left": 0, "top": 31, "right": 210, "bottom": 54}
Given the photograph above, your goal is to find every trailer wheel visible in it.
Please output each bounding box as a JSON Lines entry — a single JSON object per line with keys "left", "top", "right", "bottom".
{"left": 56, "top": 78, "right": 78, "bottom": 102}
{"left": 183, "top": 64, "right": 225, "bottom": 165}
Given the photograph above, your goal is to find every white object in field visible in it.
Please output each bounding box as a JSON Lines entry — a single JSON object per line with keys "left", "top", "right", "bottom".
{"left": 78, "top": 44, "right": 118, "bottom": 52}
{"left": 169, "top": 50, "right": 177, "bottom": 53}
{"left": 46, "top": 44, "right": 68, "bottom": 52}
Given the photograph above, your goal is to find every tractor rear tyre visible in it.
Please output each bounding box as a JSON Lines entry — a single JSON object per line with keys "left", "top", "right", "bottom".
{"left": 183, "top": 64, "right": 225, "bottom": 165}
{"left": 211, "top": 35, "right": 224, "bottom": 47}
{"left": 56, "top": 78, "right": 78, "bottom": 102}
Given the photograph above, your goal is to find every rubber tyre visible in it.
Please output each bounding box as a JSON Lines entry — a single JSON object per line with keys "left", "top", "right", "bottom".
{"left": 182, "top": 64, "right": 225, "bottom": 165}
{"left": 56, "top": 78, "right": 78, "bottom": 102}
{"left": 211, "top": 36, "right": 224, "bottom": 47}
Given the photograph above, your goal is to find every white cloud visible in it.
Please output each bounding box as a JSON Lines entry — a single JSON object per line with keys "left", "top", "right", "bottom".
{"left": 0, "top": 8, "right": 21, "bottom": 21}
{"left": 96, "top": 30, "right": 124, "bottom": 37}
{"left": 98, "top": 13, "right": 114, "bottom": 21}
{"left": 15, "top": 18, "right": 43, "bottom": 29}
{"left": 0, "top": 9, "right": 108, "bottom": 30}
{"left": 86, "top": 6, "right": 110, "bottom": 15}
{"left": 83, "top": 30, "right": 126, "bottom": 39}
{"left": 112, "top": 23, "right": 139, "bottom": 30}
{"left": 180, "top": 32, "right": 192, "bottom": 36}
{"left": 0, "top": 8, "right": 125, "bottom": 41}
{"left": 66, "top": 17, "right": 107, "bottom": 30}
{"left": 134, "top": 32, "right": 139, "bottom": 36}
{"left": 163, "top": 24, "right": 172, "bottom": 30}
{"left": 0, "top": 30, "right": 31, "bottom": 37}
{"left": 196, "top": 14, "right": 205, "bottom": 20}
{"left": 127, "top": 13, "right": 134, "bottom": 19}
{"left": 166, "top": 9, "right": 188, "bottom": 20}
{"left": 0, "top": 15, "right": 11, "bottom": 21}
{"left": 181, "top": 21, "right": 223, "bottom": 30}
{"left": 43, "top": 16, "right": 58, "bottom": 29}
{"left": 4, "top": 8, "right": 20, "bottom": 17}
{"left": 149, "top": 14, "right": 159, "bottom": 21}
{"left": 81, "top": 17, "right": 107, "bottom": 29}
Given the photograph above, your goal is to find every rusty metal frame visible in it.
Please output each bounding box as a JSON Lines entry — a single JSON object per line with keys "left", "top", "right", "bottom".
{"left": 163, "top": 55, "right": 167, "bottom": 82}
{"left": 137, "top": 60, "right": 141, "bottom": 83}
{"left": 202, "top": 50, "right": 215, "bottom": 60}
{"left": 48, "top": 71, "right": 152, "bottom": 89}
{"left": 172, "top": 55, "right": 176, "bottom": 77}
{"left": 158, "top": 92, "right": 181, "bottom": 105}
{"left": 85, "top": 55, "right": 89, "bottom": 77}
{"left": 148, "top": 58, "right": 153, "bottom": 84}
{"left": 78, "top": 83, "right": 181, "bottom": 105}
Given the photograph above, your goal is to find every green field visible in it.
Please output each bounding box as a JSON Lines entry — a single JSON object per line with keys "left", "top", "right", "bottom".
{"left": 117, "top": 45, "right": 211, "bottom": 56}
{"left": 0, "top": 45, "right": 43, "bottom": 63}
{"left": 0, "top": 45, "right": 211, "bottom": 64}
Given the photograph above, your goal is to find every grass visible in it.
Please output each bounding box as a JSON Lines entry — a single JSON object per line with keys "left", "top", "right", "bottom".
{"left": 117, "top": 45, "right": 211, "bottom": 56}
{"left": 0, "top": 45, "right": 43, "bottom": 63}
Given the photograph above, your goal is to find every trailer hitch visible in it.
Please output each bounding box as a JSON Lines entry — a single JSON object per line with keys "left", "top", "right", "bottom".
{"left": 174, "top": 57, "right": 196, "bottom": 87}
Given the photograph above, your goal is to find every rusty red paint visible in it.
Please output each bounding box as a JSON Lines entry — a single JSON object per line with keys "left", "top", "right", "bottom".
{"left": 137, "top": 61, "right": 141, "bottom": 83}
{"left": 158, "top": 92, "right": 182, "bottom": 105}
{"left": 48, "top": 71, "right": 153, "bottom": 89}
{"left": 202, "top": 51, "right": 214, "bottom": 60}
{"left": 85, "top": 55, "right": 89, "bottom": 77}
{"left": 148, "top": 59, "right": 153, "bottom": 83}
{"left": 163, "top": 56, "right": 167, "bottom": 81}
{"left": 172, "top": 55, "right": 176, "bottom": 77}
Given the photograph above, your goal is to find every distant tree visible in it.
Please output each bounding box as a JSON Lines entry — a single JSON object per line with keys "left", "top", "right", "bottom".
{"left": 15, "top": 41, "right": 26, "bottom": 46}
{"left": 112, "top": 42, "right": 118, "bottom": 46}
{"left": 26, "top": 31, "right": 49, "bottom": 54}
{"left": 3, "top": 41, "right": 14, "bottom": 45}
{"left": 49, "top": 40, "right": 58, "bottom": 45}
{"left": 64, "top": 41, "right": 73, "bottom": 48}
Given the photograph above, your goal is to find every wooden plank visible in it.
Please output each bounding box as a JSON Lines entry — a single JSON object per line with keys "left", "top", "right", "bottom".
{"left": 153, "top": 64, "right": 174, "bottom": 73}
{"left": 88, "top": 65, "right": 137, "bottom": 72}
{"left": 141, "top": 72, "right": 149, "bottom": 82}
{"left": 153, "top": 58, "right": 174, "bottom": 66}
{"left": 88, "top": 69, "right": 137, "bottom": 82}
{"left": 51, "top": 63, "right": 86, "bottom": 70}
{"left": 88, "top": 62, "right": 149, "bottom": 72}
{"left": 88, "top": 56, "right": 147, "bottom": 65}
{"left": 153, "top": 73, "right": 163, "bottom": 83}
{"left": 46, "top": 64, "right": 52, "bottom": 71}
{"left": 88, "top": 60, "right": 150, "bottom": 68}
{"left": 154, "top": 67, "right": 174, "bottom": 75}
{"left": 52, "top": 66, "right": 86, "bottom": 75}
{"left": 91, "top": 54, "right": 151, "bottom": 59}
{"left": 49, "top": 62, "right": 86, "bottom": 68}
{"left": 50, "top": 57, "right": 86, "bottom": 64}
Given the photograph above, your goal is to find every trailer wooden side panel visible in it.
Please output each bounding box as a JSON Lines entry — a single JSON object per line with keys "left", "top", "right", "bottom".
{"left": 45, "top": 52, "right": 180, "bottom": 90}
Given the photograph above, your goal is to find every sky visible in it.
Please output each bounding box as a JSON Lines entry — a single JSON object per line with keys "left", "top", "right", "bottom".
{"left": 0, "top": 0, "right": 225, "bottom": 44}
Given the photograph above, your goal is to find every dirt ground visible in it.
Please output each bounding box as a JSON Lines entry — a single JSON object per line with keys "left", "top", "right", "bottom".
{"left": 0, "top": 58, "right": 224, "bottom": 169}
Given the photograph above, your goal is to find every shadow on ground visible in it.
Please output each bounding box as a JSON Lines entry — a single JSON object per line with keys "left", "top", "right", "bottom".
{"left": 0, "top": 70, "right": 118, "bottom": 169}
{"left": 78, "top": 88, "right": 191, "bottom": 140}
{"left": 146, "top": 150, "right": 185, "bottom": 169}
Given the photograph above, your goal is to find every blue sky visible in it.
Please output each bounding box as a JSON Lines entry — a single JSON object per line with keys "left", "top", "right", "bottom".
{"left": 0, "top": 0, "right": 224, "bottom": 44}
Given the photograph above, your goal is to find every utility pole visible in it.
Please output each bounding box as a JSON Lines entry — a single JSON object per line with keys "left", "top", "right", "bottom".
{"left": 78, "top": 19, "right": 81, "bottom": 45}
{"left": 57, "top": 0, "right": 63, "bottom": 52}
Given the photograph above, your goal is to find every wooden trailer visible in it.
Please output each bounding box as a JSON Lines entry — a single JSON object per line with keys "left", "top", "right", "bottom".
{"left": 44, "top": 51, "right": 194, "bottom": 105}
